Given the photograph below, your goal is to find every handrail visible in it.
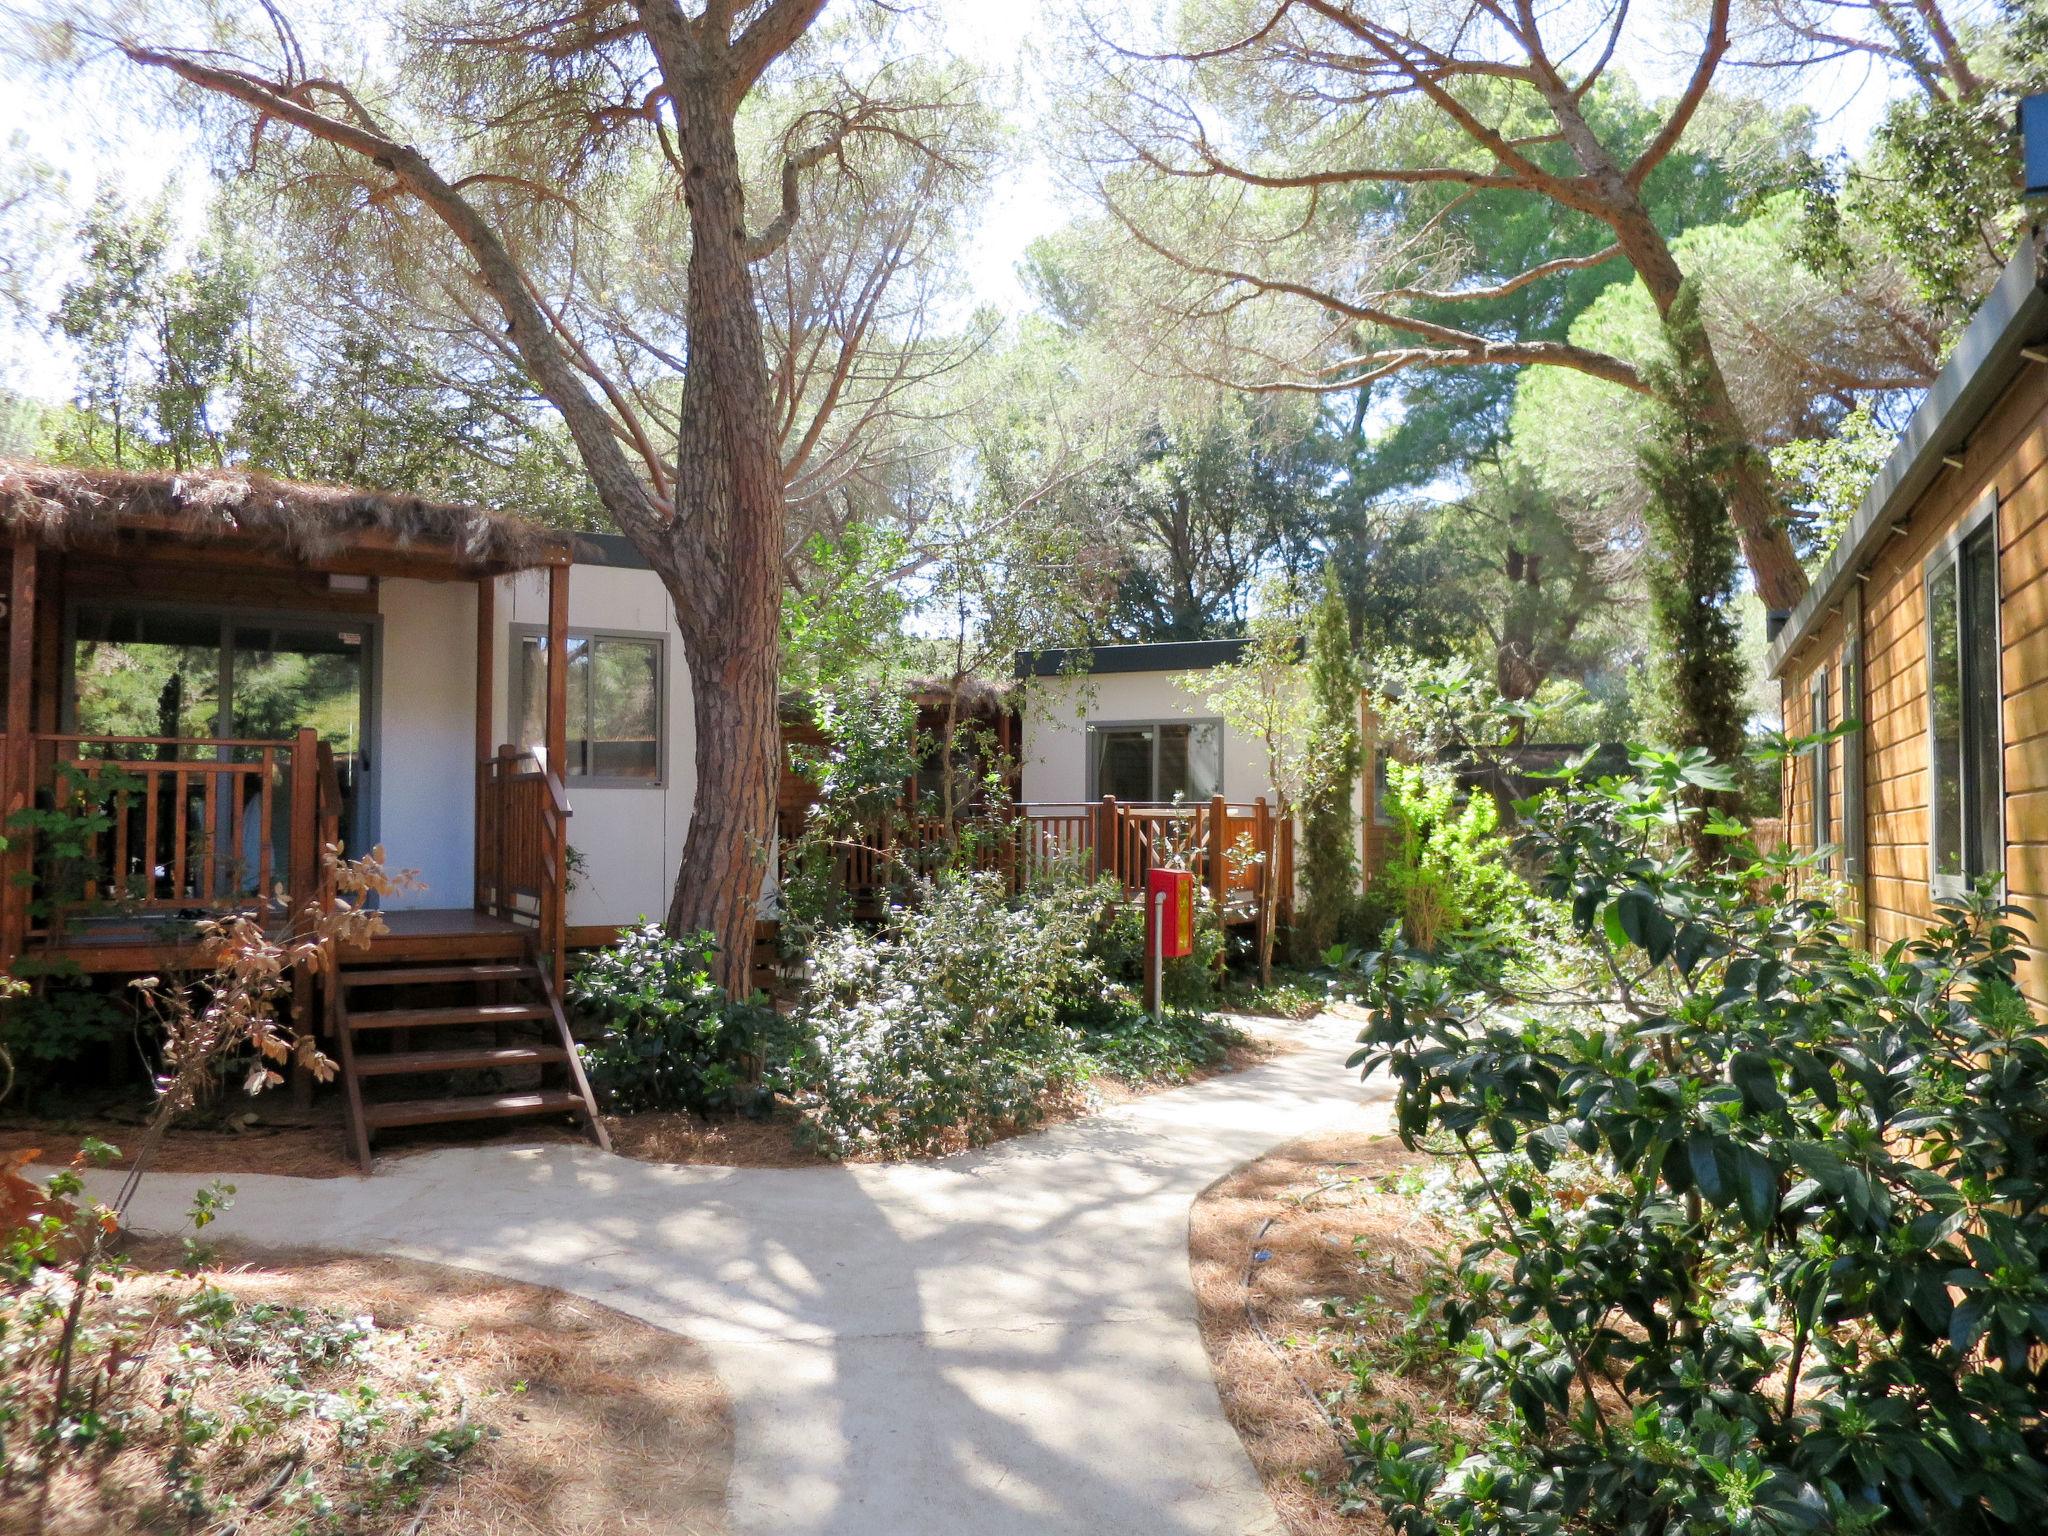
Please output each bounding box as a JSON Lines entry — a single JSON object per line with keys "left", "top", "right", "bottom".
{"left": 526, "top": 744, "right": 573, "bottom": 821}
{"left": 37, "top": 732, "right": 303, "bottom": 751}
{"left": 475, "top": 743, "right": 571, "bottom": 986}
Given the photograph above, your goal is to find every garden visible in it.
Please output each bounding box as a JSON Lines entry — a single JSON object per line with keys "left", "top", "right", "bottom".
{"left": 4, "top": 0, "right": 2047, "bottom": 1522}
{"left": 1195, "top": 685, "right": 2048, "bottom": 1534}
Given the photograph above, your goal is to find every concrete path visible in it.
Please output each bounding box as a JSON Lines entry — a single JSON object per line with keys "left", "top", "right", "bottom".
{"left": 109, "top": 1011, "right": 1388, "bottom": 1536}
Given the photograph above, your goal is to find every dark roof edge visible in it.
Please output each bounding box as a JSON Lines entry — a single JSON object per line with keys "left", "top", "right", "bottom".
{"left": 1768, "top": 232, "right": 2048, "bottom": 677}
{"left": 1015, "top": 638, "right": 1251, "bottom": 678}
{"left": 569, "top": 529, "right": 651, "bottom": 569}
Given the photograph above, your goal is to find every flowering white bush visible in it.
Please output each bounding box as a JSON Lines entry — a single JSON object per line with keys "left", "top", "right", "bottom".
{"left": 783, "top": 873, "right": 1101, "bottom": 1156}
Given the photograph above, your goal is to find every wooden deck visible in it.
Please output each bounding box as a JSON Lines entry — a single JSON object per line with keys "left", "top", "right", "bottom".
{"left": 355, "top": 907, "right": 533, "bottom": 962}
{"left": 29, "top": 906, "right": 534, "bottom": 973}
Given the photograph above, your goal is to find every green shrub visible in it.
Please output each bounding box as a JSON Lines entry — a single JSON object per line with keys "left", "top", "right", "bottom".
{"left": 1059, "top": 876, "right": 1224, "bottom": 1018}
{"left": 1342, "top": 747, "right": 2048, "bottom": 1534}
{"left": 1299, "top": 563, "right": 1363, "bottom": 959}
{"left": 0, "top": 976, "right": 131, "bottom": 1081}
{"left": 1073, "top": 1003, "right": 1243, "bottom": 1083}
{"left": 1374, "top": 760, "right": 1527, "bottom": 952}
{"left": 780, "top": 873, "right": 1096, "bottom": 1157}
{"left": 568, "top": 924, "right": 773, "bottom": 1114}
{"left": 1051, "top": 880, "right": 1246, "bottom": 1077}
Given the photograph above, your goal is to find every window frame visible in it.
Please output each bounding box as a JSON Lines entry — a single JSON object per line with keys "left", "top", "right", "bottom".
{"left": 511, "top": 623, "right": 668, "bottom": 789}
{"left": 1809, "top": 664, "right": 1832, "bottom": 873}
{"left": 1084, "top": 717, "right": 1225, "bottom": 803}
{"left": 1372, "top": 748, "right": 1395, "bottom": 827}
{"left": 1922, "top": 489, "right": 2004, "bottom": 900}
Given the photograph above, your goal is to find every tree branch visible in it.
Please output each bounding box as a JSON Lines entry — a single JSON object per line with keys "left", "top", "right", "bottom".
{"left": 1624, "top": 0, "right": 1730, "bottom": 189}
{"left": 1381, "top": 243, "right": 1624, "bottom": 303}
{"left": 725, "top": 0, "right": 832, "bottom": 108}
{"left": 118, "top": 39, "right": 669, "bottom": 545}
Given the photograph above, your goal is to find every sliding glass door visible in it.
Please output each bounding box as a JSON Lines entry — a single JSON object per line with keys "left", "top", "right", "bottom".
{"left": 68, "top": 605, "right": 376, "bottom": 891}
{"left": 70, "top": 607, "right": 224, "bottom": 741}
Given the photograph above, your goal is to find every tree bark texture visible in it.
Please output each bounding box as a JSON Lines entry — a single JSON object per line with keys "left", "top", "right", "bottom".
{"left": 642, "top": 19, "right": 802, "bottom": 994}
{"left": 1533, "top": 61, "right": 1811, "bottom": 613}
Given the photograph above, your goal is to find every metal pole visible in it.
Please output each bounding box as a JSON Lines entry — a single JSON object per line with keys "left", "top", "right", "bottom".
{"left": 1149, "top": 888, "right": 1166, "bottom": 1020}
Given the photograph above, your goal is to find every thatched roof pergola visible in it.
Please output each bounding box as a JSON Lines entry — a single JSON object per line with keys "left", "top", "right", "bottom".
{"left": 0, "top": 458, "right": 567, "bottom": 576}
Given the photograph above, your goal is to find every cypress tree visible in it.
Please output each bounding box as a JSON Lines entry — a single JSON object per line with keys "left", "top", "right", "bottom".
{"left": 1638, "top": 281, "right": 1750, "bottom": 814}
{"left": 1299, "top": 563, "right": 1363, "bottom": 957}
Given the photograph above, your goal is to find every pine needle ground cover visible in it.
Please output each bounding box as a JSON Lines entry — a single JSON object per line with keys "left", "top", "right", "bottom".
{"left": 2, "top": 1246, "right": 730, "bottom": 1536}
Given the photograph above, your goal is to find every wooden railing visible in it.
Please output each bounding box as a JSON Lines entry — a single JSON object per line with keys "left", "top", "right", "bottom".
{"left": 1015, "top": 805, "right": 1094, "bottom": 887}
{"left": 1081, "top": 795, "right": 1291, "bottom": 920}
{"left": 784, "top": 793, "right": 1294, "bottom": 930}
{"left": 314, "top": 742, "right": 343, "bottom": 911}
{"left": 476, "top": 744, "right": 571, "bottom": 983}
{"left": 0, "top": 730, "right": 326, "bottom": 949}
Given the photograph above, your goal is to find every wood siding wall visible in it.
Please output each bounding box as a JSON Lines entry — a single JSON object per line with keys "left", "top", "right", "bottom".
{"left": 1779, "top": 361, "right": 2048, "bottom": 1004}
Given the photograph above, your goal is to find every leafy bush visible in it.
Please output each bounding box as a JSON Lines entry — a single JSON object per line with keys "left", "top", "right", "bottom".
{"left": 568, "top": 924, "right": 774, "bottom": 1114}
{"left": 0, "top": 976, "right": 130, "bottom": 1084}
{"left": 1299, "top": 563, "right": 1363, "bottom": 959}
{"left": 1367, "top": 760, "right": 1528, "bottom": 952}
{"left": 1342, "top": 748, "right": 2048, "bottom": 1534}
{"left": 1073, "top": 1004, "right": 1243, "bottom": 1083}
{"left": 780, "top": 873, "right": 1096, "bottom": 1157}
{"left": 1044, "top": 879, "right": 1244, "bottom": 1081}
{"left": 1059, "top": 876, "right": 1224, "bottom": 1019}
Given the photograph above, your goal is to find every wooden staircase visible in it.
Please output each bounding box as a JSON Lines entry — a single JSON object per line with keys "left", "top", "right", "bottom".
{"left": 331, "top": 948, "right": 609, "bottom": 1172}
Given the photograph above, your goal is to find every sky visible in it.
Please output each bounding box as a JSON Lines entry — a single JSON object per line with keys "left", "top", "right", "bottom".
{"left": 0, "top": 0, "right": 1904, "bottom": 398}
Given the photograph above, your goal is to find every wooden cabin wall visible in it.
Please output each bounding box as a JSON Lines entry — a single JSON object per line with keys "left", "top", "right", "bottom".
{"left": 1780, "top": 359, "right": 2048, "bottom": 1005}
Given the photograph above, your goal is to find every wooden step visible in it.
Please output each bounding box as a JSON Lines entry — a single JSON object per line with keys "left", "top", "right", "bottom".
{"left": 351, "top": 1044, "right": 569, "bottom": 1078}
{"left": 343, "top": 963, "right": 536, "bottom": 988}
{"left": 363, "top": 1089, "right": 588, "bottom": 1131}
{"left": 348, "top": 1003, "right": 551, "bottom": 1032}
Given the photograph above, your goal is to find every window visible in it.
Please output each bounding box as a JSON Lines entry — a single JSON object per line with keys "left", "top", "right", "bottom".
{"left": 516, "top": 628, "right": 664, "bottom": 783}
{"left": 1925, "top": 494, "right": 2002, "bottom": 896}
{"left": 1809, "top": 665, "right": 1832, "bottom": 869}
{"left": 1086, "top": 720, "right": 1221, "bottom": 803}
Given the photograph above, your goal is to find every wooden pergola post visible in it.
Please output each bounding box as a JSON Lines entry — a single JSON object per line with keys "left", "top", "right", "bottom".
{"left": 1208, "top": 794, "right": 1228, "bottom": 908}
{"left": 544, "top": 563, "right": 569, "bottom": 985}
{"left": 473, "top": 576, "right": 494, "bottom": 914}
{"left": 2, "top": 540, "right": 36, "bottom": 966}
{"left": 32, "top": 558, "right": 60, "bottom": 735}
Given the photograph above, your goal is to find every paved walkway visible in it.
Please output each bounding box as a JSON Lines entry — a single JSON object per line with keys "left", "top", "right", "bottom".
{"left": 110, "top": 1012, "right": 1387, "bottom": 1536}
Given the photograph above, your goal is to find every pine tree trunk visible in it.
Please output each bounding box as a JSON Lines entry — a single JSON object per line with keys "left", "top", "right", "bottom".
{"left": 650, "top": 55, "right": 789, "bottom": 998}
{"left": 1605, "top": 203, "right": 1808, "bottom": 612}
{"left": 1536, "top": 77, "right": 1811, "bottom": 613}
{"left": 662, "top": 604, "right": 780, "bottom": 996}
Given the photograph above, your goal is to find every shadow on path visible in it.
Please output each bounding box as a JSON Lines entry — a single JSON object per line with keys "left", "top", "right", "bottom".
{"left": 109, "top": 1014, "right": 1385, "bottom": 1536}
